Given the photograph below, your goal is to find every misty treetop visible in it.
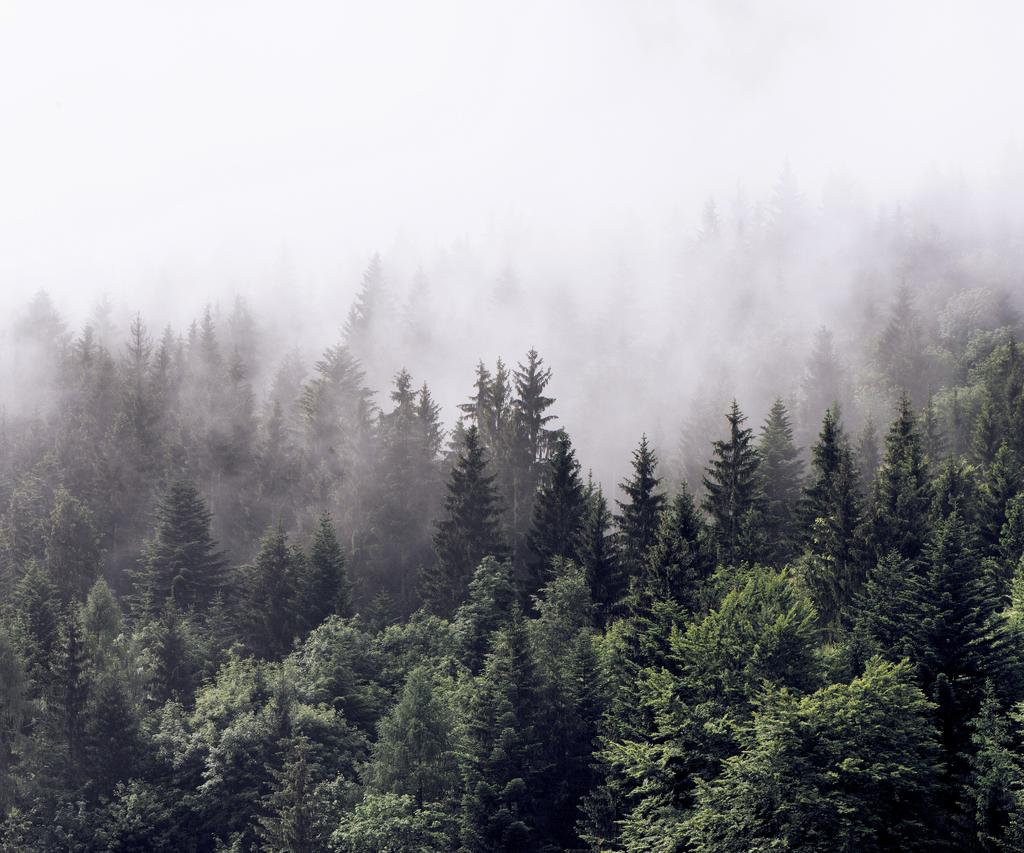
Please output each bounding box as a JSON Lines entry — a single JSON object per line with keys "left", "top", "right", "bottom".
{"left": 1, "top": 264, "right": 1024, "bottom": 851}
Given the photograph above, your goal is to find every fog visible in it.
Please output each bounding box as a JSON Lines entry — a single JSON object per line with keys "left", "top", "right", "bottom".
{"left": 3, "top": 0, "right": 1024, "bottom": 486}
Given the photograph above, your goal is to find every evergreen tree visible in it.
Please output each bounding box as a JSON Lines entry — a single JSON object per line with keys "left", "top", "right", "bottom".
{"left": 257, "top": 737, "right": 326, "bottom": 853}
{"left": 44, "top": 488, "right": 101, "bottom": 603}
{"left": 702, "top": 402, "right": 765, "bottom": 566}
{"left": 616, "top": 435, "right": 666, "bottom": 579}
{"left": 13, "top": 560, "right": 60, "bottom": 694}
{"left": 133, "top": 479, "right": 226, "bottom": 613}
{"left": 964, "top": 684, "right": 1023, "bottom": 852}
{"left": 426, "top": 427, "right": 506, "bottom": 617}
{"left": 365, "top": 666, "right": 458, "bottom": 806}
{"left": 870, "top": 394, "right": 933, "bottom": 562}
{"left": 454, "top": 557, "right": 517, "bottom": 674}
{"left": 757, "top": 399, "right": 804, "bottom": 565}
{"left": 579, "top": 479, "right": 624, "bottom": 623}
{"left": 685, "top": 659, "right": 942, "bottom": 853}
{"left": 239, "top": 524, "right": 302, "bottom": 658}
{"left": 460, "top": 609, "right": 548, "bottom": 853}
{"left": 636, "top": 483, "right": 713, "bottom": 613}
{"left": 979, "top": 443, "right": 1021, "bottom": 558}
{"left": 797, "top": 406, "right": 865, "bottom": 635}
{"left": 54, "top": 606, "right": 90, "bottom": 790}
{"left": 298, "top": 513, "right": 351, "bottom": 633}
{"left": 526, "top": 431, "right": 586, "bottom": 592}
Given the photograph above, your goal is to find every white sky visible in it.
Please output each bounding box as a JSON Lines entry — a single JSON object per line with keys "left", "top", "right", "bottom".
{"left": 1, "top": 0, "right": 1023, "bottom": 316}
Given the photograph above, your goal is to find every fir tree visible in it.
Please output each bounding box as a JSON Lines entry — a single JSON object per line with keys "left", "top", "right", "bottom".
{"left": 460, "top": 609, "right": 548, "bottom": 853}
{"left": 616, "top": 435, "right": 666, "bottom": 580}
{"left": 578, "top": 479, "right": 623, "bottom": 623}
{"left": 257, "top": 737, "right": 325, "bottom": 853}
{"left": 757, "top": 399, "right": 804, "bottom": 565}
{"left": 240, "top": 524, "right": 302, "bottom": 658}
{"left": 44, "top": 488, "right": 101, "bottom": 603}
{"left": 526, "top": 431, "right": 586, "bottom": 592}
{"left": 636, "top": 483, "right": 713, "bottom": 613}
{"left": 702, "top": 402, "right": 765, "bottom": 566}
{"left": 298, "top": 513, "right": 351, "bottom": 632}
{"left": 426, "top": 426, "right": 506, "bottom": 617}
{"left": 870, "top": 394, "right": 933, "bottom": 562}
{"left": 133, "top": 479, "right": 226, "bottom": 613}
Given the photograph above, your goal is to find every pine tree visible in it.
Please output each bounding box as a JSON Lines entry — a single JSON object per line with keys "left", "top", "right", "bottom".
{"left": 526, "top": 431, "right": 586, "bottom": 592}
{"left": 636, "top": 484, "right": 714, "bottom": 613}
{"left": 964, "top": 684, "right": 1022, "bottom": 852}
{"left": 13, "top": 560, "right": 60, "bottom": 694}
{"left": 578, "top": 479, "right": 623, "bottom": 623}
{"left": 616, "top": 435, "right": 666, "bottom": 580}
{"left": 257, "top": 737, "right": 325, "bottom": 853}
{"left": 298, "top": 513, "right": 350, "bottom": 633}
{"left": 133, "top": 479, "right": 226, "bottom": 613}
{"left": 240, "top": 524, "right": 302, "bottom": 659}
{"left": 979, "top": 443, "right": 1021, "bottom": 558}
{"left": 460, "top": 609, "right": 548, "bottom": 853}
{"left": 918, "top": 512, "right": 1012, "bottom": 758}
{"left": 856, "top": 417, "right": 881, "bottom": 491}
{"left": 702, "top": 402, "right": 764, "bottom": 566}
{"left": 426, "top": 427, "right": 506, "bottom": 617}
{"left": 802, "top": 326, "right": 845, "bottom": 436}
{"left": 454, "top": 557, "right": 517, "bottom": 674}
{"left": 44, "top": 488, "right": 101, "bottom": 603}
{"left": 870, "top": 394, "right": 933, "bottom": 562}
{"left": 365, "top": 666, "right": 458, "bottom": 806}
{"left": 54, "top": 606, "right": 90, "bottom": 789}
{"left": 797, "top": 406, "right": 864, "bottom": 634}
{"left": 147, "top": 601, "right": 196, "bottom": 705}
{"left": 757, "top": 399, "right": 804, "bottom": 565}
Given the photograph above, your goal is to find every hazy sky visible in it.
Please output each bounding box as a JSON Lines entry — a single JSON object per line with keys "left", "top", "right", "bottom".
{"left": 2, "top": 0, "right": 1023, "bottom": 318}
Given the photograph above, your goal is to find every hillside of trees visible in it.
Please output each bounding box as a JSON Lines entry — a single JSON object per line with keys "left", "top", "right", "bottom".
{"left": 2, "top": 260, "right": 1024, "bottom": 851}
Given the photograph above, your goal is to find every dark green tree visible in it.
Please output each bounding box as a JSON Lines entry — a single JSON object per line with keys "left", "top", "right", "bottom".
{"left": 298, "top": 513, "right": 351, "bottom": 633}
{"left": 616, "top": 435, "right": 666, "bottom": 580}
{"left": 703, "top": 402, "right": 765, "bottom": 566}
{"left": 526, "top": 431, "right": 586, "bottom": 592}
{"left": 578, "top": 479, "right": 624, "bottom": 623}
{"left": 758, "top": 399, "right": 804, "bottom": 565}
{"left": 425, "top": 427, "right": 506, "bottom": 617}
{"left": 870, "top": 395, "right": 933, "bottom": 562}
{"left": 132, "top": 479, "right": 226, "bottom": 614}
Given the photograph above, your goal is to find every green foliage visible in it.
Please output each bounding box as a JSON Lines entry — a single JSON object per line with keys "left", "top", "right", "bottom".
{"left": 616, "top": 435, "right": 666, "bottom": 579}
{"left": 685, "top": 658, "right": 942, "bottom": 853}
{"left": 703, "top": 402, "right": 765, "bottom": 566}
{"left": 527, "top": 431, "right": 586, "bottom": 591}
{"left": 758, "top": 398, "right": 804, "bottom": 565}
{"left": 133, "top": 479, "right": 226, "bottom": 613}
{"left": 332, "top": 793, "right": 456, "bottom": 853}
{"left": 426, "top": 426, "right": 507, "bottom": 617}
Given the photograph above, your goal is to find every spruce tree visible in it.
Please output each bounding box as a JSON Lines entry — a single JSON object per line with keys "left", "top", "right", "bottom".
{"left": 757, "top": 399, "right": 803, "bottom": 565}
{"left": 133, "top": 479, "right": 226, "bottom": 613}
{"left": 43, "top": 488, "right": 101, "bottom": 603}
{"left": 870, "top": 394, "right": 933, "bottom": 562}
{"left": 526, "top": 431, "right": 586, "bottom": 592}
{"left": 578, "top": 479, "right": 623, "bottom": 623}
{"left": 426, "top": 426, "right": 506, "bottom": 617}
{"left": 298, "top": 513, "right": 351, "bottom": 633}
{"left": 257, "top": 737, "right": 325, "bottom": 853}
{"left": 616, "top": 435, "right": 666, "bottom": 579}
{"left": 702, "top": 402, "right": 764, "bottom": 566}
{"left": 460, "top": 609, "right": 548, "bottom": 853}
{"left": 979, "top": 443, "right": 1021, "bottom": 558}
{"left": 240, "top": 524, "right": 302, "bottom": 659}
{"left": 637, "top": 483, "right": 714, "bottom": 613}
{"left": 797, "top": 406, "right": 864, "bottom": 634}
{"left": 454, "top": 557, "right": 517, "bottom": 674}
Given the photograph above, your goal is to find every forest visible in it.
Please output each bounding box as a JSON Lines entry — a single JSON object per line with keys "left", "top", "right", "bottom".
{"left": 2, "top": 203, "right": 1024, "bottom": 852}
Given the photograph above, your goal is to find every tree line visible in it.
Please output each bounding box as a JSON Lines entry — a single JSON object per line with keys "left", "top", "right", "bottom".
{"left": 0, "top": 279, "right": 1023, "bottom": 850}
